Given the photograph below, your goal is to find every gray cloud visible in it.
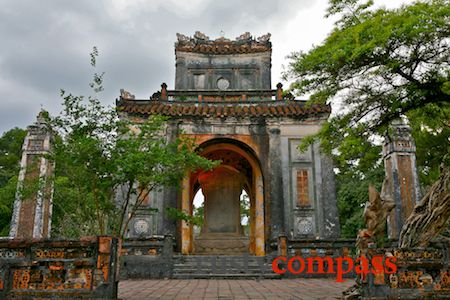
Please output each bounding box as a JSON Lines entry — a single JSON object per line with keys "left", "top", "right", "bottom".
{"left": 0, "top": 0, "right": 321, "bottom": 134}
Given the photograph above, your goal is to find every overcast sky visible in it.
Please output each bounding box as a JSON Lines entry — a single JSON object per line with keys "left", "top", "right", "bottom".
{"left": 0, "top": 0, "right": 408, "bottom": 134}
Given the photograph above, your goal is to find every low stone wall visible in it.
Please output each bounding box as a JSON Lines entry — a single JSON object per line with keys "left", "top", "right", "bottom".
{"left": 287, "top": 238, "right": 356, "bottom": 257}
{"left": 361, "top": 244, "right": 450, "bottom": 299}
{"left": 119, "top": 235, "right": 173, "bottom": 279}
{"left": 276, "top": 238, "right": 357, "bottom": 278}
{"left": 0, "top": 236, "right": 119, "bottom": 299}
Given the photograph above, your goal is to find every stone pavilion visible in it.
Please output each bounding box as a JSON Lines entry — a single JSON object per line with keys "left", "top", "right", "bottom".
{"left": 116, "top": 32, "right": 341, "bottom": 256}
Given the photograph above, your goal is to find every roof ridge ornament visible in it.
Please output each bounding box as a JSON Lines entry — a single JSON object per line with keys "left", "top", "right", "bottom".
{"left": 236, "top": 32, "right": 252, "bottom": 42}
{"left": 257, "top": 33, "right": 271, "bottom": 43}
{"left": 120, "top": 89, "right": 135, "bottom": 100}
{"left": 194, "top": 31, "right": 209, "bottom": 41}
{"left": 175, "top": 32, "right": 271, "bottom": 54}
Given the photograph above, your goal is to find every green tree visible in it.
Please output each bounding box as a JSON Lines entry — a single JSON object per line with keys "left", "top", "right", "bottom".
{"left": 286, "top": 0, "right": 449, "bottom": 168}
{"left": 0, "top": 128, "right": 26, "bottom": 235}
{"left": 285, "top": 0, "right": 450, "bottom": 236}
{"left": 50, "top": 47, "right": 216, "bottom": 238}
{"left": 0, "top": 176, "right": 18, "bottom": 236}
{"left": 0, "top": 128, "right": 27, "bottom": 187}
{"left": 337, "top": 165, "right": 385, "bottom": 237}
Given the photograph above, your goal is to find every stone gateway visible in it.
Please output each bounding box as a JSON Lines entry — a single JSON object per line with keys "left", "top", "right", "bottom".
{"left": 116, "top": 32, "right": 341, "bottom": 256}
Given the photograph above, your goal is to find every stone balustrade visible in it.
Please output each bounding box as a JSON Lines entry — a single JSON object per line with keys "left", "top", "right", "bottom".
{"left": 0, "top": 236, "right": 119, "bottom": 299}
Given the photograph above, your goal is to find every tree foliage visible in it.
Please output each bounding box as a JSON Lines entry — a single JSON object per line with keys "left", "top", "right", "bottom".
{"left": 0, "top": 176, "right": 18, "bottom": 236}
{"left": 0, "top": 128, "right": 26, "bottom": 235}
{"left": 286, "top": 0, "right": 449, "bottom": 166}
{"left": 337, "top": 164, "right": 384, "bottom": 237}
{"left": 0, "top": 128, "right": 27, "bottom": 187}
{"left": 285, "top": 0, "right": 450, "bottom": 236}
{"left": 49, "top": 47, "right": 217, "bottom": 238}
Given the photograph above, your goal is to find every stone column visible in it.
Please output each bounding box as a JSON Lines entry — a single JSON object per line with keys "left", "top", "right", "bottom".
{"left": 181, "top": 175, "right": 191, "bottom": 254}
{"left": 9, "top": 111, "right": 54, "bottom": 239}
{"left": 268, "top": 125, "right": 285, "bottom": 240}
{"left": 260, "top": 53, "right": 272, "bottom": 89}
{"left": 254, "top": 172, "right": 265, "bottom": 256}
{"left": 319, "top": 153, "right": 341, "bottom": 238}
{"left": 161, "top": 121, "right": 179, "bottom": 236}
{"left": 383, "top": 119, "right": 421, "bottom": 239}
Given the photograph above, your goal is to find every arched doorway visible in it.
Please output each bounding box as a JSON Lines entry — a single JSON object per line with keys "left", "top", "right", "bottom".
{"left": 180, "top": 140, "right": 265, "bottom": 256}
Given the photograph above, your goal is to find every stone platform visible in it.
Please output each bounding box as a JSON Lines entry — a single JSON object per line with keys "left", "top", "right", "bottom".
{"left": 194, "top": 234, "right": 249, "bottom": 254}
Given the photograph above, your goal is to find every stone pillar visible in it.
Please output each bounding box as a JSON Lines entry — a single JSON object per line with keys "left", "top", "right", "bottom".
{"left": 319, "top": 153, "right": 341, "bottom": 238}
{"left": 9, "top": 111, "right": 54, "bottom": 239}
{"left": 276, "top": 83, "right": 283, "bottom": 100}
{"left": 268, "top": 126, "right": 285, "bottom": 239}
{"left": 261, "top": 54, "right": 272, "bottom": 89}
{"left": 180, "top": 175, "right": 191, "bottom": 254}
{"left": 383, "top": 119, "right": 421, "bottom": 239}
{"left": 161, "top": 121, "right": 179, "bottom": 236}
{"left": 254, "top": 172, "right": 265, "bottom": 256}
{"left": 161, "top": 83, "right": 168, "bottom": 100}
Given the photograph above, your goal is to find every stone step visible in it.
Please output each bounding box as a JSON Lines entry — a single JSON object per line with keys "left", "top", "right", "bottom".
{"left": 172, "top": 264, "right": 274, "bottom": 268}
{"left": 174, "top": 259, "right": 271, "bottom": 262}
{"left": 173, "top": 258, "right": 272, "bottom": 261}
{"left": 173, "top": 259, "right": 274, "bottom": 264}
{"left": 172, "top": 255, "right": 278, "bottom": 279}
{"left": 173, "top": 265, "right": 274, "bottom": 270}
{"left": 173, "top": 263, "right": 273, "bottom": 267}
{"left": 172, "top": 273, "right": 282, "bottom": 279}
{"left": 173, "top": 268, "right": 273, "bottom": 273}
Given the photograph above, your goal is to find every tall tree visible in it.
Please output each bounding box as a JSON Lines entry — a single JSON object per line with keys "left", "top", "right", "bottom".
{"left": 50, "top": 47, "right": 216, "bottom": 238}
{"left": 0, "top": 128, "right": 27, "bottom": 187}
{"left": 285, "top": 0, "right": 450, "bottom": 236}
{"left": 286, "top": 0, "right": 449, "bottom": 169}
{"left": 0, "top": 128, "right": 26, "bottom": 235}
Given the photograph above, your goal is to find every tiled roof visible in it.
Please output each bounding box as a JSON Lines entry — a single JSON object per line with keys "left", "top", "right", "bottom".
{"left": 176, "top": 42, "right": 271, "bottom": 54}
{"left": 175, "top": 32, "right": 271, "bottom": 55}
{"left": 117, "top": 99, "right": 330, "bottom": 118}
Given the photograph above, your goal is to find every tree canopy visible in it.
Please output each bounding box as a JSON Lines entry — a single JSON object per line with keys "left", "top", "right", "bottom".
{"left": 0, "top": 128, "right": 26, "bottom": 235}
{"left": 286, "top": 0, "right": 449, "bottom": 171}
{"left": 49, "top": 48, "right": 217, "bottom": 238}
{"left": 285, "top": 0, "right": 450, "bottom": 237}
{"left": 0, "top": 128, "right": 26, "bottom": 187}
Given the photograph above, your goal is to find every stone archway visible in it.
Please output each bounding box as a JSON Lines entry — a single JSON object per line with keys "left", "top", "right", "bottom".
{"left": 180, "top": 141, "right": 265, "bottom": 256}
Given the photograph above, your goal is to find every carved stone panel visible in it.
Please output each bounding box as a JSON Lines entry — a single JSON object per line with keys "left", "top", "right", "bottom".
{"left": 129, "top": 209, "right": 158, "bottom": 238}
{"left": 290, "top": 140, "right": 312, "bottom": 162}
{"left": 294, "top": 215, "right": 315, "bottom": 236}
{"left": 194, "top": 74, "right": 206, "bottom": 89}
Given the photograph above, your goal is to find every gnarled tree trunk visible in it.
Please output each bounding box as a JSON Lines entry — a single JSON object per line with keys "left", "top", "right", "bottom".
{"left": 399, "top": 164, "right": 450, "bottom": 248}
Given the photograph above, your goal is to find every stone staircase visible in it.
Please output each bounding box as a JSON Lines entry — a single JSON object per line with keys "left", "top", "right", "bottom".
{"left": 172, "top": 255, "right": 281, "bottom": 279}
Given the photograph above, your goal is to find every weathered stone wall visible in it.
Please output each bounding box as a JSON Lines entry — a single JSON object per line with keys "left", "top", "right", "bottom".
{"left": 286, "top": 238, "right": 356, "bottom": 257}
{"left": 0, "top": 236, "right": 119, "bottom": 299}
{"left": 361, "top": 245, "right": 450, "bottom": 299}
{"left": 280, "top": 123, "right": 341, "bottom": 240}
{"left": 175, "top": 52, "right": 272, "bottom": 90}
{"left": 284, "top": 238, "right": 356, "bottom": 278}
{"left": 119, "top": 235, "right": 173, "bottom": 279}
{"left": 120, "top": 113, "right": 340, "bottom": 253}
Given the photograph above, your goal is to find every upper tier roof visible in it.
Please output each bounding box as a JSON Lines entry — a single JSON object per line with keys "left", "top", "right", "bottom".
{"left": 175, "top": 31, "right": 271, "bottom": 55}
{"left": 117, "top": 98, "right": 330, "bottom": 119}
